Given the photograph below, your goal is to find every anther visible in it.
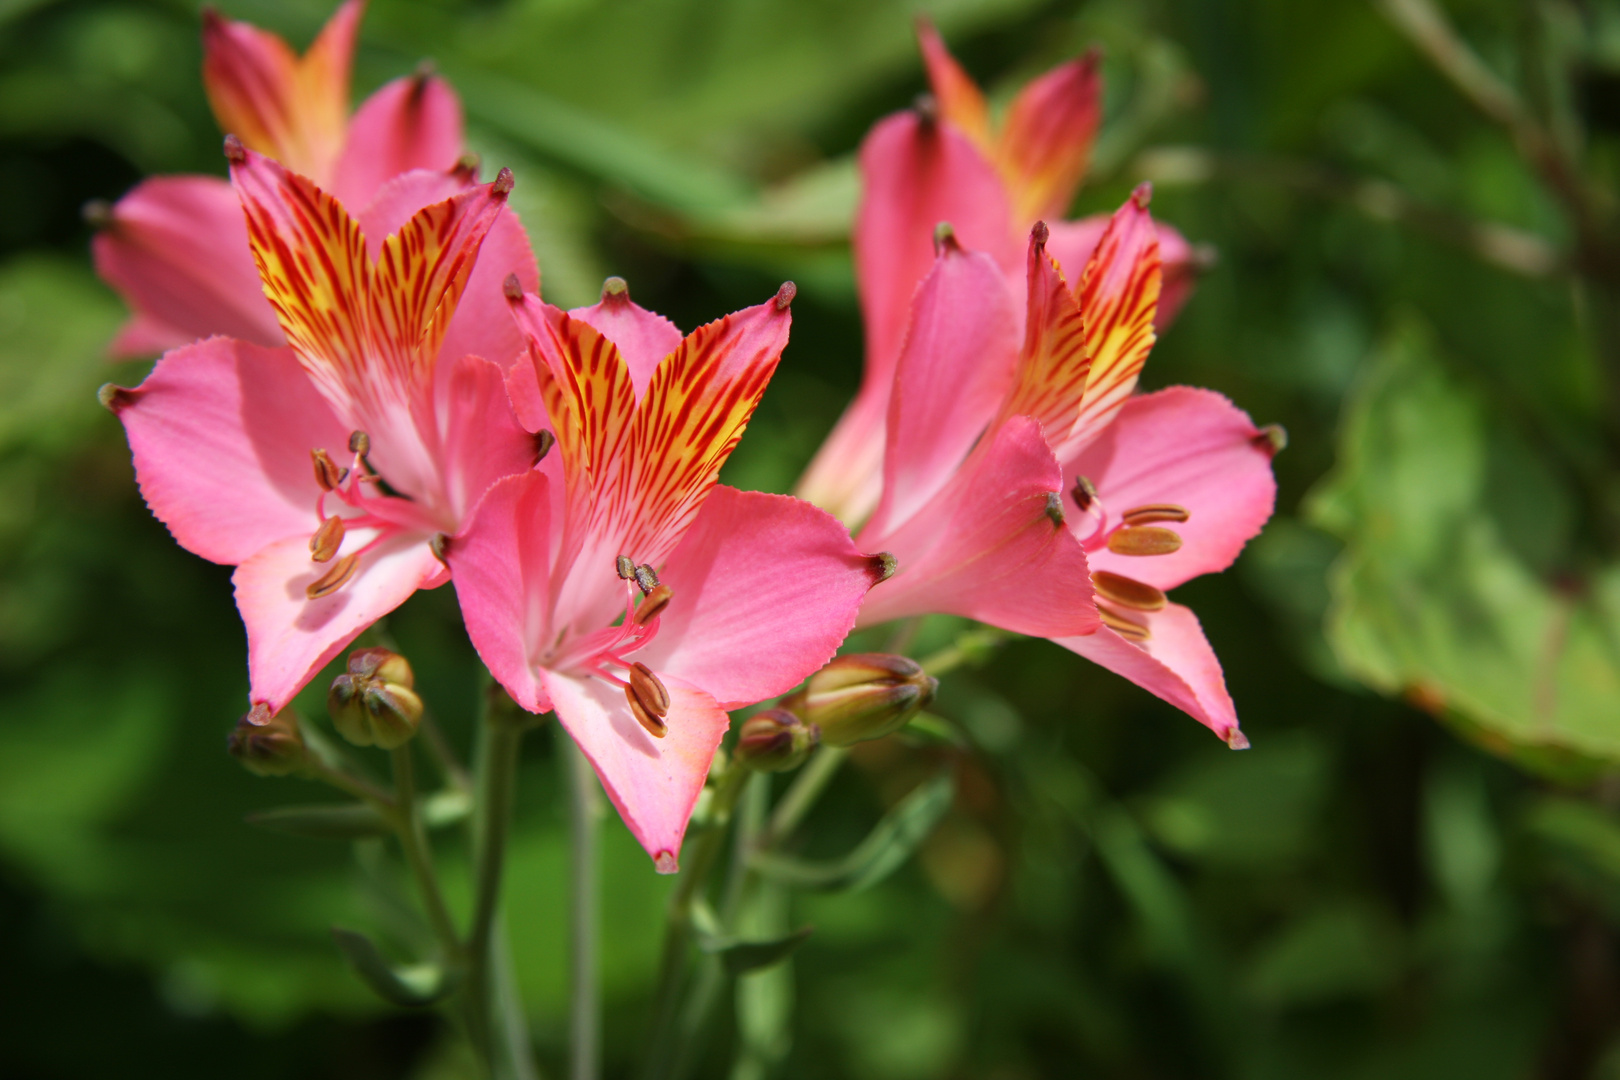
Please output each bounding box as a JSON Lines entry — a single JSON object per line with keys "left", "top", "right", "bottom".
{"left": 933, "top": 221, "right": 958, "bottom": 255}
{"left": 634, "top": 563, "right": 660, "bottom": 594}
{"left": 1131, "top": 181, "right": 1153, "bottom": 209}
{"left": 1098, "top": 605, "right": 1151, "bottom": 641}
{"left": 1031, "top": 220, "right": 1049, "bottom": 247}
{"left": 633, "top": 583, "right": 673, "bottom": 624}
{"left": 1121, "top": 503, "right": 1189, "bottom": 527}
{"left": 430, "top": 533, "right": 451, "bottom": 565}
{"left": 82, "top": 199, "right": 112, "bottom": 229}
{"left": 1071, "top": 475, "right": 1098, "bottom": 511}
{"left": 348, "top": 430, "right": 371, "bottom": 457}
{"left": 97, "top": 383, "right": 135, "bottom": 413}
{"left": 503, "top": 273, "right": 524, "bottom": 301}
{"left": 602, "top": 276, "right": 629, "bottom": 301}
{"left": 306, "top": 552, "right": 360, "bottom": 599}
{"left": 309, "top": 515, "right": 345, "bottom": 562}
{"left": 626, "top": 686, "right": 668, "bottom": 739}
{"left": 774, "top": 281, "right": 797, "bottom": 311}
{"left": 871, "top": 551, "right": 898, "bottom": 582}
{"left": 1106, "top": 527, "right": 1183, "bottom": 556}
{"left": 532, "top": 430, "right": 555, "bottom": 465}
{"left": 1044, "top": 491, "right": 1065, "bottom": 528}
{"left": 1092, "top": 571, "right": 1166, "bottom": 611}
{"left": 492, "top": 167, "right": 515, "bottom": 196}
{"left": 616, "top": 555, "right": 636, "bottom": 581}
{"left": 628, "top": 661, "right": 671, "bottom": 717}
{"left": 1254, "top": 424, "right": 1287, "bottom": 456}
{"left": 311, "top": 448, "right": 345, "bottom": 491}
{"left": 223, "top": 134, "right": 246, "bottom": 164}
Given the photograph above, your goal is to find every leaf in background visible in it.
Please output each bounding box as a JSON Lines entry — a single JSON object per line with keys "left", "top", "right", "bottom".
{"left": 1307, "top": 320, "right": 1620, "bottom": 767}
{"left": 330, "top": 926, "right": 457, "bottom": 1008}
{"left": 1242, "top": 899, "right": 1403, "bottom": 1008}
{"left": 699, "top": 924, "right": 814, "bottom": 976}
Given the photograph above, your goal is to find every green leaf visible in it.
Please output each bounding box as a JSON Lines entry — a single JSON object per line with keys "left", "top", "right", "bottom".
{"left": 246, "top": 803, "right": 391, "bottom": 840}
{"left": 697, "top": 924, "right": 815, "bottom": 976}
{"left": 330, "top": 927, "right": 458, "bottom": 1008}
{"left": 750, "top": 771, "right": 954, "bottom": 892}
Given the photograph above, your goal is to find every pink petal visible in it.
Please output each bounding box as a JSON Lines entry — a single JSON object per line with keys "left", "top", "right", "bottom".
{"left": 635, "top": 487, "right": 880, "bottom": 708}
{"left": 107, "top": 337, "right": 349, "bottom": 565}
{"left": 93, "top": 175, "right": 283, "bottom": 356}
{"left": 330, "top": 74, "right": 464, "bottom": 209}
{"left": 541, "top": 669, "right": 730, "bottom": 871}
{"left": 445, "top": 471, "right": 555, "bottom": 714}
{"left": 996, "top": 52, "right": 1103, "bottom": 223}
{"left": 235, "top": 531, "right": 444, "bottom": 711}
{"left": 861, "top": 240, "right": 1019, "bottom": 540}
{"left": 1055, "top": 601, "right": 1243, "bottom": 744}
{"left": 1070, "top": 387, "right": 1276, "bottom": 591}
{"left": 504, "top": 358, "right": 549, "bottom": 434}
{"left": 857, "top": 416, "right": 1099, "bottom": 637}
{"left": 434, "top": 354, "right": 541, "bottom": 524}
{"left": 916, "top": 18, "right": 991, "bottom": 148}
{"left": 570, "top": 285, "right": 682, "bottom": 398}
{"left": 1046, "top": 216, "right": 1200, "bottom": 329}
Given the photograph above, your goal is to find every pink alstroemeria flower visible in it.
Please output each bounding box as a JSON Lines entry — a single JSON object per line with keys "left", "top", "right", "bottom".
{"left": 91, "top": 1, "right": 533, "bottom": 358}
{"left": 797, "top": 21, "right": 1201, "bottom": 527}
{"left": 855, "top": 190, "right": 1277, "bottom": 745}
{"left": 449, "top": 279, "right": 886, "bottom": 869}
{"left": 102, "top": 144, "right": 540, "bottom": 712}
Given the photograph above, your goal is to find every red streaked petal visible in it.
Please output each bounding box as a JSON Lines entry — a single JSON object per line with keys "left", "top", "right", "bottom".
{"left": 330, "top": 73, "right": 463, "bottom": 209}
{"left": 916, "top": 18, "right": 991, "bottom": 148}
{"left": 570, "top": 287, "right": 682, "bottom": 398}
{"left": 996, "top": 225, "right": 1091, "bottom": 460}
{"left": 1046, "top": 216, "right": 1201, "bottom": 330}
{"left": 994, "top": 52, "right": 1103, "bottom": 223}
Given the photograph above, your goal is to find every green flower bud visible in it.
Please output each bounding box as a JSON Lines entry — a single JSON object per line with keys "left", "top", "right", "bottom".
{"left": 327, "top": 647, "right": 424, "bottom": 749}
{"left": 734, "top": 708, "right": 819, "bottom": 772}
{"left": 228, "top": 704, "right": 308, "bottom": 777}
{"left": 785, "top": 653, "right": 937, "bottom": 747}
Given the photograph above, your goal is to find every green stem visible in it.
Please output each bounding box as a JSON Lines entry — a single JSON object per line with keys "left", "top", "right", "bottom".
{"left": 762, "top": 746, "right": 848, "bottom": 849}
{"left": 390, "top": 744, "right": 461, "bottom": 958}
{"left": 567, "top": 739, "right": 602, "bottom": 1080}
{"left": 466, "top": 698, "right": 528, "bottom": 1071}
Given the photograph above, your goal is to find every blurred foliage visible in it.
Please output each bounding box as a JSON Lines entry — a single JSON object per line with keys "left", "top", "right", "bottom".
{"left": 4, "top": 0, "right": 1620, "bottom": 1077}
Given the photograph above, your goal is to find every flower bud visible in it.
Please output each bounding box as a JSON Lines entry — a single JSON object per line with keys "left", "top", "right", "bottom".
{"left": 734, "top": 708, "right": 819, "bottom": 772}
{"left": 785, "top": 653, "right": 937, "bottom": 747}
{"left": 228, "top": 704, "right": 308, "bottom": 777}
{"left": 327, "top": 647, "right": 424, "bottom": 749}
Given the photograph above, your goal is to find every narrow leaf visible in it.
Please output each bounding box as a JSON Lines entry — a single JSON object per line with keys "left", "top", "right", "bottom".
{"left": 330, "top": 927, "right": 458, "bottom": 1007}
{"left": 696, "top": 924, "right": 815, "bottom": 975}
{"left": 246, "top": 802, "right": 390, "bottom": 840}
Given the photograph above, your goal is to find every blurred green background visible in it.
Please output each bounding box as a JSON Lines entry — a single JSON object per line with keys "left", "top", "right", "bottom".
{"left": 5, "top": 0, "right": 1620, "bottom": 1076}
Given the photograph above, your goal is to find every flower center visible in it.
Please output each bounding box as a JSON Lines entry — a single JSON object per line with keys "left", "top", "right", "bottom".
{"left": 302, "top": 430, "right": 415, "bottom": 600}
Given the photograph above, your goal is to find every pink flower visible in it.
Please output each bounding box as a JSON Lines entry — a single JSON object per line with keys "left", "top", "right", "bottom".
{"left": 852, "top": 191, "right": 1276, "bottom": 745}
{"left": 92, "top": 1, "right": 536, "bottom": 357}
{"left": 102, "top": 144, "right": 540, "bottom": 712}
{"left": 451, "top": 280, "right": 887, "bottom": 869}
{"left": 796, "top": 21, "right": 1201, "bottom": 527}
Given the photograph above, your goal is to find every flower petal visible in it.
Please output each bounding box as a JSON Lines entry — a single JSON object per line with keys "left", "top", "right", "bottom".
{"left": 916, "top": 18, "right": 990, "bottom": 148}
{"left": 857, "top": 416, "right": 1098, "bottom": 637}
{"left": 202, "top": 0, "right": 362, "bottom": 184}
{"left": 636, "top": 487, "right": 880, "bottom": 708}
{"left": 1046, "top": 216, "right": 1200, "bottom": 328}
{"left": 994, "top": 51, "right": 1103, "bottom": 223}
{"left": 542, "top": 669, "right": 730, "bottom": 871}
{"left": 862, "top": 240, "right": 1019, "bottom": 540}
{"left": 570, "top": 284, "right": 682, "bottom": 398}
{"left": 107, "top": 336, "right": 349, "bottom": 565}
{"left": 1069, "top": 387, "right": 1277, "bottom": 591}
{"left": 235, "top": 530, "right": 443, "bottom": 711}
{"left": 445, "top": 471, "right": 554, "bottom": 714}
{"left": 330, "top": 73, "right": 464, "bottom": 209}
{"left": 435, "top": 355, "right": 541, "bottom": 524}
{"left": 996, "top": 224, "right": 1090, "bottom": 461}
{"left": 1055, "top": 601, "right": 1242, "bottom": 743}
{"left": 93, "top": 175, "right": 283, "bottom": 355}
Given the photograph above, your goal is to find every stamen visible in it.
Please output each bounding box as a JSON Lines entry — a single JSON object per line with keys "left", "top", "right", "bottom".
{"left": 626, "top": 687, "right": 668, "bottom": 739}
{"left": 306, "top": 552, "right": 360, "bottom": 599}
{"left": 1099, "top": 605, "right": 1151, "bottom": 641}
{"left": 616, "top": 555, "right": 636, "bottom": 581}
{"left": 309, "top": 515, "right": 345, "bottom": 562}
{"left": 628, "top": 661, "right": 671, "bottom": 717}
{"left": 1092, "top": 571, "right": 1166, "bottom": 612}
{"left": 348, "top": 430, "right": 371, "bottom": 458}
{"left": 1044, "top": 491, "right": 1065, "bottom": 528}
{"left": 311, "top": 448, "right": 346, "bottom": 491}
{"left": 633, "top": 584, "right": 673, "bottom": 624}
{"left": 1121, "top": 504, "right": 1190, "bottom": 526}
{"left": 532, "top": 430, "right": 555, "bottom": 465}
{"left": 1071, "top": 475, "right": 1098, "bottom": 512}
{"left": 1106, "top": 527, "right": 1183, "bottom": 556}
{"left": 634, "top": 564, "right": 660, "bottom": 594}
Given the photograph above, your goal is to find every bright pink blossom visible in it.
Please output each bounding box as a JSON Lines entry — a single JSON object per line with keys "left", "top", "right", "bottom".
{"left": 797, "top": 22, "right": 1201, "bottom": 526}
{"left": 91, "top": 1, "right": 536, "bottom": 358}
{"left": 103, "top": 145, "right": 539, "bottom": 712}
{"left": 452, "top": 281, "right": 885, "bottom": 869}
{"left": 851, "top": 191, "right": 1276, "bottom": 744}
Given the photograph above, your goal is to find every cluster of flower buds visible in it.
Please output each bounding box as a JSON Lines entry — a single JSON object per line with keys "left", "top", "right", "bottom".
{"left": 784, "top": 654, "right": 937, "bottom": 748}
{"left": 227, "top": 704, "right": 309, "bottom": 777}
{"left": 327, "top": 647, "right": 424, "bottom": 749}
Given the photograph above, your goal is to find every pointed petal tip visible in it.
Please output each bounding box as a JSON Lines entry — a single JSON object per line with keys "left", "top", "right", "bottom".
{"left": 932, "top": 221, "right": 959, "bottom": 255}
{"left": 913, "top": 92, "right": 939, "bottom": 124}
{"left": 1082, "top": 42, "right": 1105, "bottom": 67}
{"left": 223, "top": 133, "right": 247, "bottom": 164}
{"left": 502, "top": 272, "right": 525, "bottom": 302}
{"left": 1131, "top": 182, "right": 1153, "bottom": 209}
{"left": 412, "top": 58, "right": 436, "bottom": 83}
{"left": 1254, "top": 423, "right": 1287, "bottom": 457}
{"left": 97, "top": 382, "right": 136, "bottom": 414}
{"left": 654, "top": 850, "right": 679, "bottom": 874}
{"left": 602, "top": 275, "right": 630, "bottom": 302}
{"left": 1031, "top": 220, "right": 1049, "bottom": 246}
{"left": 492, "top": 167, "right": 515, "bottom": 196}
{"left": 452, "top": 152, "right": 481, "bottom": 182}
{"left": 82, "top": 199, "right": 112, "bottom": 229}
{"left": 1044, "top": 491, "right": 1066, "bottom": 528}
{"left": 774, "top": 280, "right": 797, "bottom": 311}
{"left": 871, "top": 551, "right": 898, "bottom": 582}
{"left": 1226, "top": 727, "right": 1250, "bottom": 750}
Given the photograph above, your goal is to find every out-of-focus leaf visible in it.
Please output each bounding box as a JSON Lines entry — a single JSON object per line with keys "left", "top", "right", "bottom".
{"left": 330, "top": 927, "right": 457, "bottom": 1007}
{"left": 247, "top": 803, "right": 391, "bottom": 841}
{"left": 1243, "top": 899, "right": 1403, "bottom": 1007}
{"left": 1308, "top": 320, "right": 1620, "bottom": 768}
{"left": 751, "top": 772, "right": 954, "bottom": 892}
{"left": 697, "top": 924, "right": 814, "bottom": 976}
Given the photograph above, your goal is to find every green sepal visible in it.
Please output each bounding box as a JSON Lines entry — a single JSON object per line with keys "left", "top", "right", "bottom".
{"left": 330, "top": 927, "right": 459, "bottom": 1007}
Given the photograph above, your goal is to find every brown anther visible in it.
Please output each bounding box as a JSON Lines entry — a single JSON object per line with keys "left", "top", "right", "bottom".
{"left": 1106, "top": 526, "right": 1183, "bottom": 556}
{"left": 602, "top": 276, "right": 629, "bottom": 301}
{"left": 1092, "top": 571, "right": 1166, "bottom": 612}
{"left": 1121, "top": 503, "right": 1190, "bottom": 526}
{"left": 223, "top": 133, "right": 246, "bottom": 164}
{"left": 311, "top": 448, "right": 345, "bottom": 491}
{"left": 309, "top": 515, "right": 346, "bottom": 562}
{"left": 306, "top": 552, "right": 360, "bottom": 599}
{"left": 633, "top": 583, "right": 673, "bottom": 624}
{"left": 871, "top": 551, "right": 898, "bottom": 582}
{"left": 82, "top": 199, "right": 112, "bottom": 229}
{"left": 532, "top": 430, "right": 555, "bottom": 465}
{"left": 1131, "top": 181, "right": 1153, "bottom": 209}
{"left": 348, "top": 430, "right": 371, "bottom": 456}
{"left": 97, "top": 383, "right": 135, "bottom": 413}
{"left": 628, "top": 661, "right": 671, "bottom": 718}
{"left": 1254, "top": 424, "right": 1287, "bottom": 456}
{"left": 774, "top": 281, "right": 797, "bottom": 311}
{"left": 634, "top": 563, "right": 660, "bottom": 594}
{"left": 492, "top": 167, "right": 515, "bottom": 196}
{"left": 430, "top": 533, "right": 451, "bottom": 565}
{"left": 933, "top": 221, "right": 958, "bottom": 254}
{"left": 1044, "top": 491, "right": 1065, "bottom": 528}
{"left": 1071, "top": 475, "right": 1098, "bottom": 511}
{"left": 1031, "top": 220, "right": 1049, "bottom": 246}
{"left": 626, "top": 686, "right": 668, "bottom": 738}
{"left": 1099, "top": 605, "right": 1151, "bottom": 641}
{"left": 616, "top": 555, "right": 636, "bottom": 581}
{"left": 503, "top": 273, "right": 524, "bottom": 301}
